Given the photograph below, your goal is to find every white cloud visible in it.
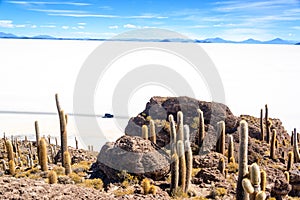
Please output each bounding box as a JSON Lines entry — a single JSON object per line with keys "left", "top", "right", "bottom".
{"left": 126, "top": 15, "right": 168, "bottom": 19}
{"left": 48, "top": 13, "right": 117, "bottom": 18}
{"left": 30, "top": 9, "right": 86, "bottom": 13}
{"left": 78, "top": 26, "right": 85, "bottom": 29}
{"left": 292, "top": 26, "right": 300, "bottom": 30}
{"left": 62, "top": 26, "right": 69, "bottom": 29}
{"left": 99, "top": 6, "right": 112, "bottom": 10}
{"left": 15, "top": 24, "right": 26, "bottom": 28}
{"left": 77, "top": 22, "right": 86, "bottom": 25}
{"left": 0, "top": 20, "right": 14, "bottom": 28}
{"left": 31, "top": 25, "right": 37, "bottom": 28}
{"left": 7, "top": 1, "right": 91, "bottom": 6}
{"left": 123, "top": 24, "right": 138, "bottom": 29}
{"left": 109, "top": 25, "right": 119, "bottom": 29}
{"left": 40, "top": 25, "right": 56, "bottom": 28}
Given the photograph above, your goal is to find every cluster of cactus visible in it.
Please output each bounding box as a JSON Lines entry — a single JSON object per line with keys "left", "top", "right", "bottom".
{"left": 169, "top": 111, "right": 193, "bottom": 195}
{"left": 216, "top": 121, "right": 225, "bottom": 155}
{"left": 141, "top": 178, "right": 157, "bottom": 195}
{"left": 55, "top": 93, "right": 68, "bottom": 165}
{"left": 236, "top": 120, "right": 267, "bottom": 200}
{"left": 141, "top": 119, "right": 157, "bottom": 144}
{"left": 242, "top": 163, "right": 267, "bottom": 200}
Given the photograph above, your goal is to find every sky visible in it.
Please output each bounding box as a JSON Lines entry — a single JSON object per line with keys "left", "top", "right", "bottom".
{"left": 0, "top": 0, "right": 300, "bottom": 41}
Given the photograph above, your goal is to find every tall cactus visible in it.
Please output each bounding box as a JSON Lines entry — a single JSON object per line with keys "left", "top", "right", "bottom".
{"left": 216, "top": 121, "right": 225, "bottom": 155}
{"left": 5, "top": 140, "right": 14, "bottom": 162}
{"left": 170, "top": 152, "right": 179, "bottom": 194}
{"left": 228, "top": 135, "right": 234, "bottom": 163}
{"left": 177, "top": 140, "right": 186, "bottom": 193}
{"left": 197, "top": 108, "right": 205, "bottom": 148}
{"left": 265, "top": 104, "right": 270, "bottom": 143}
{"left": 184, "top": 125, "right": 192, "bottom": 193}
{"left": 293, "top": 128, "right": 300, "bottom": 163}
{"left": 260, "top": 109, "right": 264, "bottom": 141}
{"left": 169, "top": 115, "right": 177, "bottom": 155}
{"left": 260, "top": 170, "right": 266, "bottom": 191}
{"left": 149, "top": 120, "right": 156, "bottom": 144}
{"left": 142, "top": 125, "right": 148, "bottom": 140}
{"left": 270, "top": 129, "right": 277, "bottom": 160}
{"left": 55, "top": 93, "right": 68, "bottom": 165}
{"left": 177, "top": 111, "right": 184, "bottom": 142}
{"left": 35, "top": 121, "right": 40, "bottom": 147}
{"left": 237, "top": 120, "right": 249, "bottom": 200}
{"left": 39, "top": 138, "right": 48, "bottom": 171}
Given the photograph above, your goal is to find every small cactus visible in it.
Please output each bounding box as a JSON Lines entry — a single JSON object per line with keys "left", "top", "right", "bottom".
{"left": 149, "top": 120, "right": 156, "bottom": 144}
{"left": 177, "top": 140, "right": 186, "bottom": 193}
{"left": 242, "top": 178, "right": 254, "bottom": 194}
{"left": 216, "top": 121, "right": 225, "bottom": 155}
{"left": 287, "top": 151, "right": 294, "bottom": 171}
{"left": 260, "top": 109, "right": 264, "bottom": 141}
{"left": 39, "top": 138, "right": 48, "bottom": 171}
{"left": 142, "top": 125, "right": 148, "bottom": 140}
{"left": 270, "top": 129, "right": 277, "bottom": 159}
{"left": 48, "top": 170, "right": 58, "bottom": 184}
{"left": 149, "top": 185, "right": 157, "bottom": 195}
{"left": 218, "top": 157, "right": 225, "bottom": 175}
{"left": 255, "top": 191, "right": 266, "bottom": 200}
{"left": 5, "top": 140, "right": 14, "bottom": 161}
{"left": 197, "top": 108, "right": 205, "bottom": 148}
{"left": 63, "top": 151, "right": 72, "bottom": 175}
{"left": 260, "top": 170, "right": 267, "bottom": 191}
{"left": 242, "top": 163, "right": 264, "bottom": 200}
{"left": 284, "top": 171, "right": 290, "bottom": 183}
{"left": 75, "top": 137, "right": 79, "bottom": 149}
{"left": 2, "top": 160, "right": 7, "bottom": 171}
{"left": 228, "top": 135, "right": 234, "bottom": 163}
{"left": 8, "top": 160, "right": 15, "bottom": 175}
{"left": 141, "top": 178, "right": 151, "bottom": 195}
{"left": 236, "top": 120, "right": 249, "bottom": 200}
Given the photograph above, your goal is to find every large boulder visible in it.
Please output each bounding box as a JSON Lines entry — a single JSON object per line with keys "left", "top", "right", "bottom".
{"left": 125, "top": 96, "right": 238, "bottom": 152}
{"left": 92, "top": 135, "right": 170, "bottom": 183}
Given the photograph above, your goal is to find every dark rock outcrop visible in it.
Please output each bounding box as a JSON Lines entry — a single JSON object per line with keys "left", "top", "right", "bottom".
{"left": 125, "top": 96, "right": 238, "bottom": 152}
{"left": 91, "top": 135, "right": 170, "bottom": 183}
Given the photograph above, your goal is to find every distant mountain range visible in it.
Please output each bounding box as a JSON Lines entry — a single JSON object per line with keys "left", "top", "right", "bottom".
{"left": 0, "top": 32, "right": 299, "bottom": 45}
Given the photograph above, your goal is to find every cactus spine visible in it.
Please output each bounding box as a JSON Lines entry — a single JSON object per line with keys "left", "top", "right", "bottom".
{"left": 228, "top": 135, "right": 234, "bottom": 163}
{"left": 270, "top": 129, "right": 277, "bottom": 159}
{"left": 55, "top": 93, "right": 68, "bottom": 165}
{"left": 287, "top": 151, "right": 294, "bottom": 171}
{"left": 63, "top": 151, "right": 72, "bottom": 175}
{"left": 265, "top": 104, "right": 270, "bottom": 143}
{"left": 48, "top": 170, "right": 58, "bottom": 184}
{"left": 39, "top": 138, "right": 48, "bottom": 171}
{"left": 260, "top": 109, "right": 264, "bottom": 141}
{"left": 293, "top": 128, "right": 300, "bottom": 162}
{"left": 197, "top": 108, "right": 205, "bottom": 148}
{"left": 5, "top": 140, "right": 14, "bottom": 162}
{"left": 216, "top": 121, "right": 225, "bottom": 155}
{"left": 237, "top": 120, "right": 249, "bottom": 200}
{"left": 142, "top": 125, "right": 148, "bottom": 140}
{"left": 177, "top": 140, "right": 186, "bottom": 193}
{"left": 149, "top": 120, "right": 156, "bottom": 144}
{"left": 184, "top": 125, "right": 192, "bottom": 193}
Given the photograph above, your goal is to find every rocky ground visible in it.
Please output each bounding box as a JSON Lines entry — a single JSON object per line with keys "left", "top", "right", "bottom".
{"left": 1, "top": 96, "right": 300, "bottom": 199}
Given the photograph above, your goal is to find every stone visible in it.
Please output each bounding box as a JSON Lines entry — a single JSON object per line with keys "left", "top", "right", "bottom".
{"left": 92, "top": 135, "right": 170, "bottom": 182}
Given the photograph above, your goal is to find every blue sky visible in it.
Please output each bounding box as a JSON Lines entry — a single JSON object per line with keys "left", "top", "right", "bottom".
{"left": 0, "top": 0, "right": 300, "bottom": 41}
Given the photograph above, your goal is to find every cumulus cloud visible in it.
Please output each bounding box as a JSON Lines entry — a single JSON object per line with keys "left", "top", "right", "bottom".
{"left": 62, "top": 26, "right": 69, "bottom": 29}
{"left": 123, "top": 24, "right": 137, "bottom": 29}
{"left": 109, "top": 25, "right": 118, "bottom": 29}
{"left": 0, "top": 20, "right": 14, "bottom": 28}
